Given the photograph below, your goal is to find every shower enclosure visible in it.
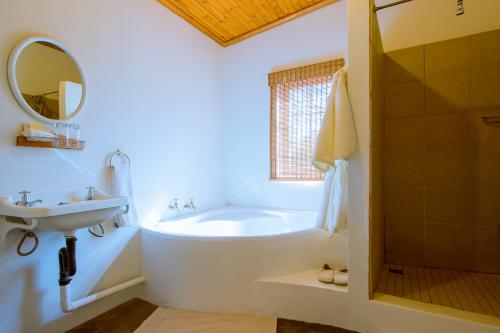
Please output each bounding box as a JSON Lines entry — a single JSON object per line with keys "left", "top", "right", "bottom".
{"left": 369, "top": 5, "right": 500, "bottom": 319}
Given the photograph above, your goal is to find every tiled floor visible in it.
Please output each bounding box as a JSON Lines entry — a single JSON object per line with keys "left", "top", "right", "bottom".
{"left": 376, "top": 264, "right": 500, "bottom": 318}
{"left": 66, "top": 298, "right": 357, "bottom": 333}
{"left": 66, "top": 298, "right": 158, "bottom": 333}
{"left": 276, "top": 319, "right": 356, "bottom": 333}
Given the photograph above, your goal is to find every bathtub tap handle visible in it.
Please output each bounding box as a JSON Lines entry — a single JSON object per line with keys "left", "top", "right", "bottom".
{"left": 86, "top": 186, "right": 96, "bottom": 201}
{"left": 16, "top": 191, "right": 42, "bottom": 207}
{"left": 169, "top": 199, "right": 181, "bottom": 212}
{"left": 184, "top": 198, "right": 196, "bottom": 210}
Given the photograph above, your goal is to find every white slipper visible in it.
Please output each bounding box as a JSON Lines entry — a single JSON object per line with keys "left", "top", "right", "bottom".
{"left": 333, "top": 268, "right": 348, "bottom": 285}
{"left": 318, "top": 264, "right": 335, "bottom": 284}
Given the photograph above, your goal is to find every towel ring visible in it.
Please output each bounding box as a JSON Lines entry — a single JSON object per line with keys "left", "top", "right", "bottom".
{"left": 109, "top": 149, "right": 131, "bottom": 167}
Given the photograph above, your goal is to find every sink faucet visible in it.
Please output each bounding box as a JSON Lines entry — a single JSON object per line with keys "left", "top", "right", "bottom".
{"left": 168, "top": 199, "right": 180, "bottom": 212}
{"left": 184, "top": 198, "right": 196, "bottom": 210}
{"left": 86, "top": 186, "right": 96, "bottom": 200}
{"left": 16, "top": 191, "right": 42, "bottom": 207}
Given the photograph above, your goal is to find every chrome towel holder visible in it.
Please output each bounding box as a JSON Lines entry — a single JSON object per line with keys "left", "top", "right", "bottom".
{"left": 109, "top": 149, "right": 131, "bottom": 167}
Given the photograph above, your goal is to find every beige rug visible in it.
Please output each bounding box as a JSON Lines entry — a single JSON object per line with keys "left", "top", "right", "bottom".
{"left": 134, "top": 307, "right": 277, "bottom": 333}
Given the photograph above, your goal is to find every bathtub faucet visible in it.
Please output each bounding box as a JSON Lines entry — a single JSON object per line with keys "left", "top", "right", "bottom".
{"left": 183, "top": 198, "right": 196, "bottom": 210}
{"left": 168, "top": 199, "right": 181, "bottom": 212}
{"left": 16, "top": 191, "right": 42, "bottom": 207}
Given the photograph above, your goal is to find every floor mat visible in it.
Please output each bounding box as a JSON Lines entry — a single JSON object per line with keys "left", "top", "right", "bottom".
{"left": 134, "top": 307, "right": 277, "bottom": 333}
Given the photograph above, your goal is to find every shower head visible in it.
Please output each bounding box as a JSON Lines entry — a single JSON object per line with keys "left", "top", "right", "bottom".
{"left": 456, "top": 0, "right": 464, "bottom": 15}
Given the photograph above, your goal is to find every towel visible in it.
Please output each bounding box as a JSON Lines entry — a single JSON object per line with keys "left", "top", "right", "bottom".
{"left": 22, "top": 123, "right": 47, "bottom": 131}
{"left": 22, "top": 128, "right": 56, "bottom": 139}
{"left": 313, "top": 67, "right": 356, "bottom": 236}
{"left": 110, "top": 156, "right": 137, "bottom": 227}
{"left": 312, "top": 67, "right": 357, "bottom": 171}
{"left": 315, "top": 160, "right": 349, "bottom": 236}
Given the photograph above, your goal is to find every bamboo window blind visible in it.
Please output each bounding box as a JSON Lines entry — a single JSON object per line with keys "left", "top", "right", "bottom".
{"left": 269, "top": 58, "right": 344, "bottom": 180}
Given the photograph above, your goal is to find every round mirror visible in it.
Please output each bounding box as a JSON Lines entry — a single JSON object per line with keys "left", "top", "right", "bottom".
{"left": 8, "top": 36, "right": 86, "bottom": 123}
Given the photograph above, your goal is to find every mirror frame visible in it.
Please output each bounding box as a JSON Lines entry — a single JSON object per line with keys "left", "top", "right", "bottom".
{"left": 7, "top": 36, "right": 87, "bottom": 124}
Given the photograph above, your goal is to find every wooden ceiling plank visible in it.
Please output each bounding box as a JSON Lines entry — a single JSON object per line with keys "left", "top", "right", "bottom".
{"left": 181, "top": 0, "right": 238, "bottom": 39}
{"left": 289, "top": 0, "right": 310, "bottom": 12}
{"left": 210, "top": 1, "right": 253, "bottom": 33}
{"left": 226, "top": 0, "right": 266, "bottom": 29}
{"left": 194, "top": 0, "right": 251, "bottom": 38}
{"left": 158, "top": 0, "right": 339, "bottom": 47}
{"left": 232, "top": 0, "right": 267, "bottom": 27}
{"left": 224, "top": 0, "right": 339, "bottom": 46}
{"left": 231, "top": 6, "right": 261, "bottom": 31}
{"left": 208, "top": 0, "right": 233, "bottom": 23}
{"left": 270, "top": 1, "right": 287, "bottom": 18}
{"left": 157, "top": 0, "right": 227, "bottom": 44}
{"left": 226, "top": 1, "right": 267, "bottom": 31}
{"left": 277, "top": 0, "right": 295, "bottom": 14}
{"left": 250, "top": 0, "right": 275, "bottom": 22}
{"left": 252, "top": 0, "right": 280, "bottom": 22}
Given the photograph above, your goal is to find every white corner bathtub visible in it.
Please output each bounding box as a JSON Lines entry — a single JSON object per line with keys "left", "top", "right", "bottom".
{"left": 140, "top": 206, "right": 348, "bottom": 323}
{"left": 142, "top": 206, "right": 318, "bottom": 239}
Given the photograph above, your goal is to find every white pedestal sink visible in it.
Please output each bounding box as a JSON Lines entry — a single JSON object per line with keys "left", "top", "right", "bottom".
{"left": 0, "top": 189, "right": 128, "bottom": 241}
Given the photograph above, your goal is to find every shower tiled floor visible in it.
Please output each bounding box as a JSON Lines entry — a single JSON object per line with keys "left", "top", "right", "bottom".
{"left": 376, "top": 264, "right": 500, "bottom": 318}
{"left": 67, "top": 298, "right": 357, "bottom": 333}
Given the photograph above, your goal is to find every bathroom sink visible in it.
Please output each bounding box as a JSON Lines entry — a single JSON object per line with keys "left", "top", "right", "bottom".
{"left": 0, "top": 190, "right": 128, "bottom": 234}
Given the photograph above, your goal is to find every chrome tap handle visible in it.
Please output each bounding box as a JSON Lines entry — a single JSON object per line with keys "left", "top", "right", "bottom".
{"left": 169, "top": 199, "right": 180, "bottom": 211}
{"left": 86, "top": 186, "right": 96, "bottom": 200}
{"left": 184, "top": 198, "right": 196, "bottom": 210}
{"left": 19, "top": 191, "right": 31, "bottom": 203}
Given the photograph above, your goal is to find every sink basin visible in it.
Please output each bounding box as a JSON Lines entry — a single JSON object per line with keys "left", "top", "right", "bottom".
{"left": 0, "top": 190, "right": 128, "bottom": 234}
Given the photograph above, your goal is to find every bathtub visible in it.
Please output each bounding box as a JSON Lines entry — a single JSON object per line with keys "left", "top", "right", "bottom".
{"left": 141, "top": 206, "right": 348, "bottom": 323}
{"left": 142, "top": 206, "right": 317, "bottom": 239}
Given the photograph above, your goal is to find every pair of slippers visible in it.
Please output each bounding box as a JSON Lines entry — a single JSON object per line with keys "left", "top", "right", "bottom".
{"left": 318, "top": 264, "right": 348, "bottom": 285}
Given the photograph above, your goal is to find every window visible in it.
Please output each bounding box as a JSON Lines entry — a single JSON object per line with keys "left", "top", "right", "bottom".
{"left": 269, "top": 59, "right": 344, "bottom": 180}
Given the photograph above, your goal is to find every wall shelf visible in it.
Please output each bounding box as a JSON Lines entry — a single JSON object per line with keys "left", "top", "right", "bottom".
{"left": 16, "top": 136, "right": 85, "bottom": 151}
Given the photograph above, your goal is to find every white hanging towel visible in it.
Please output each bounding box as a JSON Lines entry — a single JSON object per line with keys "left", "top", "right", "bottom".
{"left": 316, "top": 160, "right": 349, "bottom": 236}
{"left": 312, "top": 67, "right": 357, "bottom": 171}
{"left": 110, "top": 156, "right": 138, "bottom": 227}
{"left": 312, "top": 67, "right": 356, "bottom": 236}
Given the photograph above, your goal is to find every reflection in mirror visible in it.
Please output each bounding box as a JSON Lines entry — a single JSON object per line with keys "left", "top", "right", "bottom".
{"left": 15, "top": 41, "right": 83, "bottom": 120}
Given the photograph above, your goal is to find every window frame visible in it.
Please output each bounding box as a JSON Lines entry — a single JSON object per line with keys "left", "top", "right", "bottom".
{"left": 269, "top": 59, "right": 344, "bottom": 181}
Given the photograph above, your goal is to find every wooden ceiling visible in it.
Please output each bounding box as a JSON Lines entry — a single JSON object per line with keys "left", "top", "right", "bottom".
{"left": 157, "top": 0, "right": 339, "bottom": 47}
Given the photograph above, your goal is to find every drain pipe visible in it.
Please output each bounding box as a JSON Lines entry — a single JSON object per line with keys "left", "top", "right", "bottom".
{"left": 58, "top": 233, "right": 145, "bottom": 313}
{"left": 60, "top": 276, "right": 146, "bottom": 313}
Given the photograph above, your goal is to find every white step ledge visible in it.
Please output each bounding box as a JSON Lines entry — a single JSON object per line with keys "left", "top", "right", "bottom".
{"left": 254, "top": 269, "right": 348, "bottom": 293}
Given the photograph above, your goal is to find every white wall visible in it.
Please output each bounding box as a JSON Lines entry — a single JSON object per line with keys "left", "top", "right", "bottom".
{"left": 222, "top": 2, "right": 347, "bottom": 211}
{"left": 375, "top": 0, "right": 500, "bottom": 51}
{"left": 0, "top": 0, "right": 225, "bottom": 332}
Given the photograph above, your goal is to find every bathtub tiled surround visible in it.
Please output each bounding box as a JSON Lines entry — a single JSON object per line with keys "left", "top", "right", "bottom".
{"left": 383, "top": 29, "right": 500, "bottom": 273}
